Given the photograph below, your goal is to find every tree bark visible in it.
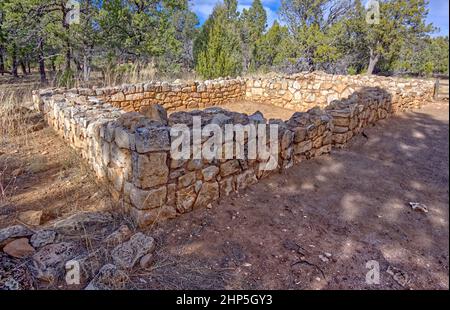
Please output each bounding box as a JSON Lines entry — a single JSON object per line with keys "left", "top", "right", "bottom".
{"left": 51, "top": 58, "right": 56, "bottom": 72}
{"left": 12, "top": 45, "right": 18, "bottom": 77}
{"left": 61, "top": 2, "right": 71, "bottom": 72}
{"left": 38, "top": 38, "right": 47, "bottom": 84}
{"left": 83, "top": 53, "right": 90, "bottom": 82}
{"left": 367, "top": 49, "right": 380, "bottom": 75}
{"left": 20, "top": 60, "right": 27, "bottom": 75}
{"left": 0, "top": 47, "right": 4, "bottom": 76}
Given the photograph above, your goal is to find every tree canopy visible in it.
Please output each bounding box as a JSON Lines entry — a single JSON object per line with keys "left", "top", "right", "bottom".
{"left": 0, "top": 0, "right": 447, "bottom": 85}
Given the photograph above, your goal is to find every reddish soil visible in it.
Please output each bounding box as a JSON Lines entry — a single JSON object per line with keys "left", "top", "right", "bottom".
{"left": 0, "top": 126, "right": 112, "bottom": 229}
{"left": 144, "top": 101, "right": 449, "bottom": 290}
{"left": 1, "top": 100, "right": 448, "bottom": 290}
{"left": 172, "top": 100, "right": 297, "bottom": 120}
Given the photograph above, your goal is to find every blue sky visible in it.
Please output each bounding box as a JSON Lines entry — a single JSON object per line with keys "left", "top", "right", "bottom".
{"left": 191, "top": 0, "right": 449, "bottom": 37}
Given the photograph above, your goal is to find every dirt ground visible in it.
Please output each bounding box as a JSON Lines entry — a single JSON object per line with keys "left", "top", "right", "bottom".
{"left": 0, "top": 100, "right": 448, "bottom": 290}
{"left": 0, "top": 119, "right": 112, "bottom": 229}
{"left": 173, "top": 100, "right": 297, "bottom": 120}
{"left": 148, "top": 100, "right": 449, "bottom": 290}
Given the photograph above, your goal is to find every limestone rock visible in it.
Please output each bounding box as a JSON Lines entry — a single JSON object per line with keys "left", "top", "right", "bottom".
{"left": 135, "top": 126, "right": 170, "bottom": 153}
{"left": 130, "top": 205, "right": 177, "bottom": 228}
{"left": 219, "top": 176, "right": 235, "bottom": 197}
{"left": 0, "top": 225, "right": 33, "bottom": 248}
{"left": 53, "top": 212, "right": 113, "bottom": 236}
{"left": 178, "top": 171, "right": 196, "bottom": 188}
{"left": 210, "top": 113, "right": 232, "bottom": 127}
{"left": 176, "top": 185, "right": 197, "bottom": 213}
{"left": 31, "top": 242, "right": 78, "bottom": 283}
{"left": 249, "top": 111, "right": 266, "bottom": 124}
{"left": 85, "top": 264, "right": 128, "bottom": 290}
{"left": 0, "top": 253, "right": 34, "bottom": 290}
{"left": 111, "top": 233, "right": 156, "bottom": 269}
{"left": 18, "top": 210, "right": 43, "bottom": 226}
{"left": 139, "top": 253, "right": 154, "bottom": 269}
{"left": 132, "top": 152, "right": 168, "bottom": 188}
{"left": 194, "top": 182, "right": 219, "bottom": 209}
{"left": 103, "top": 225, "right": 132, "bottom": 247}
{"left": 236, "top": 170, "right": 258, "bottom": 190}
{"left": 202, "top": 166, "right": 219, "bottom": 182}
{"left": 30, "top": 230, "right": 56, "bottom": 248}
{"left": 220, "top": 160, "right": 241, "bottom": 177}
{"left": 139, "top": 104, "right": 168, "bottom": 125}
{"left": 129, "top": 186, "right": 167, "bottom": 210}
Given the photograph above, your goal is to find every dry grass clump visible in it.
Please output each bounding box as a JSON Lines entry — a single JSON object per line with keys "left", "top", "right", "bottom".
{"left": 0, "top": 87, "right": 37, "bottom": 146}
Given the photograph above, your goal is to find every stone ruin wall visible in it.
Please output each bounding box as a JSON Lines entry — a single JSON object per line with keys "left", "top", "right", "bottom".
{"left": 245, "top": 72, "right": 434, "bottom": 111}
{"left": 84, "top": 72, "right": 433, "bottom": 114}
{"left": 33, "top": 73, "right": 435, "bottom": 227}
{"left": 96, "top": 78, "right": 247, "bottom": 113}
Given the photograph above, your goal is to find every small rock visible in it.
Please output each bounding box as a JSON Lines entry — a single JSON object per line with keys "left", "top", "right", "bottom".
{"left": 139, "top": 104, "right": 168, "bottom": 125}
{"left": 31, "top": 242, "right": 78, "bottom": 284}
{"left": 409, "top": 202, "right": 428, "bottom": 213}
{"left": 0, "top": 253, "right": 34, "bottom": 290}
{"left": 0, "top": 225, "right": 33, "bottom": 247}
{"left": 139, "top": 253, "right": 154, "bottom": 269}
{"left": 1, "top": 277, "right": 21, "bottom": 290}
{"left": 3, "top": 238, "right": 35, "bottom": 258}
{"left": 111, "top": 233, "right": 155, "bottom": 269}
{"left": 53, "top": 211, "right": 114, "bottom": 236}
{"left": 85, "top": 264, "right": 128, "bottom": 290}
{"left": 249, "top": 111, "right": 266, "bottom": 123}
{"left": 30, "top": 230, "right": 56, "bottom": 248}
{"left": 103, "top": 225, "right": 132, "bottom": 247}
{"left": 18, "top": 210, "right": 43, "bottom": 226}
{"left": 318, "top": 254, "right": 329, "bottom": 263}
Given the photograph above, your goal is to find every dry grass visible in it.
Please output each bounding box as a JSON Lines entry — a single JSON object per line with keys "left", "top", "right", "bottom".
{"left": 0, "top": 84, "right": 37, "bottom": 208}
{"left": 0, "top": 89, "right": 33, "bottom": 146}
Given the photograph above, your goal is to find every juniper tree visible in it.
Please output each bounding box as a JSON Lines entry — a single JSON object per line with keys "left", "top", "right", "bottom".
{"left": 194, "top": 0, "right": 242, "bottom": 79}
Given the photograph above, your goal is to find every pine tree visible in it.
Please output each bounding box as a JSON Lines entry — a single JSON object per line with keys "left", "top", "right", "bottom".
{"left": 240, "top": 0, "right": 267, "bottom": 72}
{"left": 255, "top": 21, "right": 290, "bottom": 71}
{"left": 194, "top": 0, "right": 242, "bottom": 79}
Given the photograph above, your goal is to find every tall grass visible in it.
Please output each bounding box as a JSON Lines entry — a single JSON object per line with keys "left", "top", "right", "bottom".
{"left": 0, "top": 87, "right": 34, "bottom": 207}
{"left": 0, "top": 89, "right": 33, "bottom": 147}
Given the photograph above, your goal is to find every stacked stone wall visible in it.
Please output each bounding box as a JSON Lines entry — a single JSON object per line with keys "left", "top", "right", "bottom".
{"left": 95, "top": 78, "right": 247, "bottom": 113}
{"left": 245, "top": 72, "right": 434, "bottom": 111}
{"left": 33, "top": 73, "right": 435, "bottom": 227}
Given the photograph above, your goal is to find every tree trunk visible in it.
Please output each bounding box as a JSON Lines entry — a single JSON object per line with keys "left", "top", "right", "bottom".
{"left": 38, "top": 38, "right": 47, "bottom": 84}
{"left": 0, "top": 47, "right": 4, "bottom": 76}
{"left": 367, "top": 50, "right": 380, "bottom": 75}
{"left": 65, "top": 47, "right": 71, "bottom": 71}
{"left": 20, "top": 60, "right": 27, "bottom": 75}
{"left": 27, "top": 61, "right": 31, "bottom": 74}
{"left": 83, "top": 53, "right": 90, "bottom": 82}
{"left": 12, "top": 45, "right": 18, "bottom": 78}
{"left": 61, "top": 2, "right": 71, "bottom": 72}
